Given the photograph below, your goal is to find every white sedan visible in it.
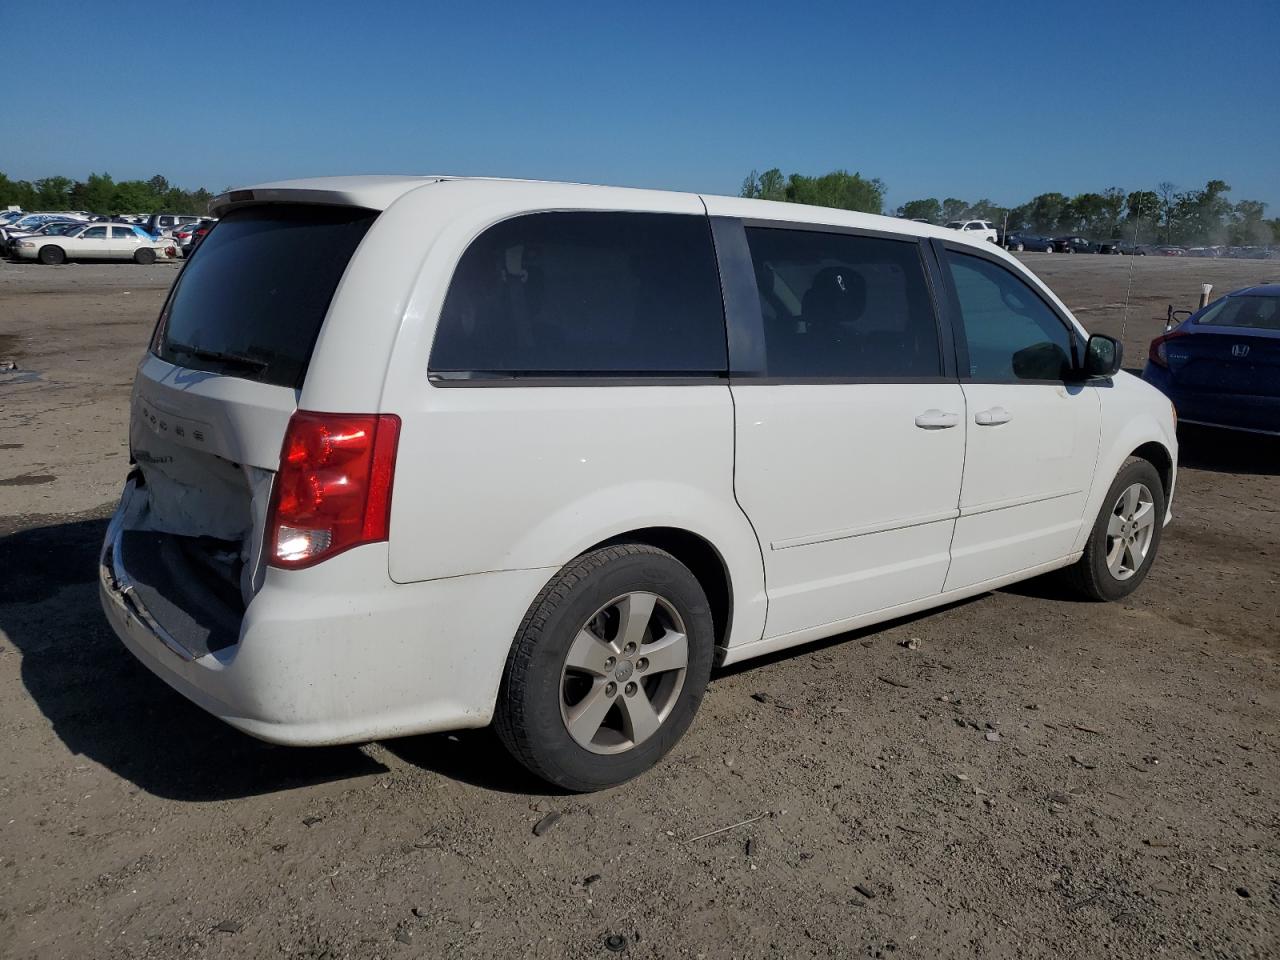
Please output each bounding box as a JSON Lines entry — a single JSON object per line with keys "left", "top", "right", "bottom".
{"left": 13, "top": 223, "right": 175, "bottom": 264}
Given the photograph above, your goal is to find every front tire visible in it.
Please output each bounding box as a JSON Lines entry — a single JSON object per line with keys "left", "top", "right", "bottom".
{"left": 38, "top": 245, "right": 66, "bottom": 265}
{"left": 1063, "top": 459, "right": 1165, "bottom": 601}
{"left": 494, "top": 544, "right": 714, "bottom": 791}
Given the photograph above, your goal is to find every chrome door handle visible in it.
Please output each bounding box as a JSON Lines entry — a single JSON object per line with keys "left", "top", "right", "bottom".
{"left": 914, "top": 409, "right": 960, "bottom": 429}
{"left": 975, "top": 406, "right": 1012, "bottom": 426}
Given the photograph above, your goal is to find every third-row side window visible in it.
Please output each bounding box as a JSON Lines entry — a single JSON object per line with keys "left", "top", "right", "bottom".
{"left": 429, "top": 212, "right": 727, "bottom": 376}
{"left": 744, "top": 227, "right": 942, "bottom": 378}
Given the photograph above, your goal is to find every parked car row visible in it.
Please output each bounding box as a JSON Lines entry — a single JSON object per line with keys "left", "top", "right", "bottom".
{"left": 1179, "top": 244, "right": 1279, "bottom": 259}
{"left": 999, "top": 229, "right": 1280, "bottom": 259}
{"left": 1, "top": 210, "right": 94, "bottom": 256}
{"left": 1126, "top": 244, "right": 1280, "bottom": 258}
{"left": 1, "top": 208, "right": 216, "bottom": 263}
{"left": 1004, "top": 234, "right": 1133, "bottom": 254}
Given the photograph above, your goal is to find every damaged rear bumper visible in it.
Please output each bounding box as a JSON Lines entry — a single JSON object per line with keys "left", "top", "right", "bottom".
{"left": 99, "top": 479, "right": 556, "bottom": 746}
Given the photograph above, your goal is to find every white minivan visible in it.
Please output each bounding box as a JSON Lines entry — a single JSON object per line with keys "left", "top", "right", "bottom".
{"left": 100, "top": 176, "right": 1177, "bottom": 791}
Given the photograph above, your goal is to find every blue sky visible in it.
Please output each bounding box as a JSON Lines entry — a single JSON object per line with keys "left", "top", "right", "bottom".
{"left": 6, "top": 0, "right": 1278, "bottom": 212}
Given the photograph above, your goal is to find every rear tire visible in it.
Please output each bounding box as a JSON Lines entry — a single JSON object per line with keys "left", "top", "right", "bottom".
{"left": 38, "top": 245, "right": 65, "bottom": 265}
{"left": 133, "top": 247, "right": 156, "bottom": 265}
{"left": 1062, "top": 459, "right": 1166, "bottom": 601}
{"left": 494, "top": 544, "right": 714, "bottom": 792}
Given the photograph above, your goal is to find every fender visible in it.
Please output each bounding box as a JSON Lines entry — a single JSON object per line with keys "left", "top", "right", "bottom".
{"left": 1072, "top": 374, "right": 1178, "bottom": 554}
{"left": 509, "top": 479, "right": 768, "bottom": 653}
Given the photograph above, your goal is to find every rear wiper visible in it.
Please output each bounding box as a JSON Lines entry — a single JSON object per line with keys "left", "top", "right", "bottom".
{"left": 166, "top": 341, "right": 269, "bottom": 373}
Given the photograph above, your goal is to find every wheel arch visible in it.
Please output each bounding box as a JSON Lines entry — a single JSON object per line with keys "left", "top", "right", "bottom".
{"left": 589, "top": 526, "right": 733, "bottom": 651}
{"left": 1130, "top": 440, "right": 1174, "bottom": 499}
{"left": 1073, "top": 398, "right": 1177, "bottom": 556}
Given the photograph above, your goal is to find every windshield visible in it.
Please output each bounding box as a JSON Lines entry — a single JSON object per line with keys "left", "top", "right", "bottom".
{"left": 1196, "top": 295, "right": 1280, "bottom": 332}
{"left": 945, "top": 221, "right": 962, "bottom": 228}
{"left": 153, "top": 204, "right": 378, "bottom": 388}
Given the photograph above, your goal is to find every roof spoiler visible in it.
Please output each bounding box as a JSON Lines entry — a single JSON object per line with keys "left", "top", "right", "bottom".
{"left": 210, "top": 178, "right": 446, "bottom": 218}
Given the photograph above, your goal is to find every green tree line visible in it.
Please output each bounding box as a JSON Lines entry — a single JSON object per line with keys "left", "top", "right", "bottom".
{"left": 0, "top": 172, "right": 215, "bottom": 216}
{"left": 899, "top": 180, "right": 1275, "bottom": 246}
{"left": 743, "top": 167, "right": 1277, "bottom": 247}
{"left": 741, "top": 168, "right": 886, "bottom": 214}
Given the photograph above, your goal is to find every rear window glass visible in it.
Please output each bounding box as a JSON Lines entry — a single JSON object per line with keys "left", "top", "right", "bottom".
{"left": 744, "top": 227, "right": 941, "bottom": 379}
{"left": 154, "top": 205, "right": 376, "bottom": 388}
{"left": 1196, "top": 295, "right": 1280, "bottom": 331}
{"left": 429, "top": 212, "right": 727, "bottom": 377}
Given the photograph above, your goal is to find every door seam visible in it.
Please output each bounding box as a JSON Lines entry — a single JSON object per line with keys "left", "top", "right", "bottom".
{"left": 726, "top": 380, "right": 770, "bottom": 647}
{"left": 942, "top": 382, "right": 969, "bottom": 588}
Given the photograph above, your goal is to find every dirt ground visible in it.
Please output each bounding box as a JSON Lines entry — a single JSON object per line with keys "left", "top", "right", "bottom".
{"left": 1, "top": 254, "right": 1276, "bottom": 960}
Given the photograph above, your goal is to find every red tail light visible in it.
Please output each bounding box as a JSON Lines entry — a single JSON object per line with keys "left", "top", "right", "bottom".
{"left": 1147, "top": 331, "right": 1187, "bottom": 368}
{"left": 267, "top": 411, "right": 401, "bottom": 569}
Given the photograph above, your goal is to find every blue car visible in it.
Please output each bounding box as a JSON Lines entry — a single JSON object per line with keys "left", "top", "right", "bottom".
{"left": 1143, "top": 284, "right": 1280, "bottom": 435}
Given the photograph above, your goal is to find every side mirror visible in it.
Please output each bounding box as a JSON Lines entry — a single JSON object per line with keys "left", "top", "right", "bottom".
{"left": 1083, "top": 334, "right": 1123, "bottom": 378}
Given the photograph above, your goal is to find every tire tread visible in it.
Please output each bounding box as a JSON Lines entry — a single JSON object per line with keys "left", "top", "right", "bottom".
{"left": 1061, "top": 458, "right": 1164, "bottom": 602}
{"left": 493, "top": 543, "right": 682, "bottom": 781}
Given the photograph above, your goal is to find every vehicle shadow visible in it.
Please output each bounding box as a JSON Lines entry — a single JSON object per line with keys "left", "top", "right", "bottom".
{"left": 998, "top": 571, "right": 1093, "bottom": 603}
{"left": 713, "top": 592, "right": 989, "bottom": 679}
{"left": 1176, "top": 424, "right": 1280, "bottom": 476}
{"left": 387, "top": 595, "right": 996, "bottom": 793}
{"left": 0, "top": 510, "right": 386, "bottom": 802}
{"left": 385, "top": 729, "right": 564, "bottom": 796}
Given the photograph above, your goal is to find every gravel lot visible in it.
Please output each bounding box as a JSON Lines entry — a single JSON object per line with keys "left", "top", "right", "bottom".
{"left": 1, "top": 255, "right": 1277, "bottom": 960}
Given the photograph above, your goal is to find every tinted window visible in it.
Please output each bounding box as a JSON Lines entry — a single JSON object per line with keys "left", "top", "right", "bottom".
{"left": 947, "top": 251, "right": 1074, "bottom": 380}
{"left": 154, "top": 204, "right": 377, "bottom": 388}
{"left": 744, "top": 227, "right": 941, "bottom": 378}
{"left": 82, "top": 226, "right": 107, "bottom": 239}
{"left": 1196, "top": 295, "right": 1280, "bottom": 331}
{"left": 429, "top": 212, "right": 726, "bottom": 376}
{"left": 111, "top": 226, "right": 135, "bottom": 239}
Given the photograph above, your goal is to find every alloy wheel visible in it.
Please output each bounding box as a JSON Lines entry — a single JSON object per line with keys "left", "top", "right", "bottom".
{"left": 559, "top": 592, "right": 689, "bottom": 754}
{"left": 1106, "top": 482, "right": 1156, "bottom": 580}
